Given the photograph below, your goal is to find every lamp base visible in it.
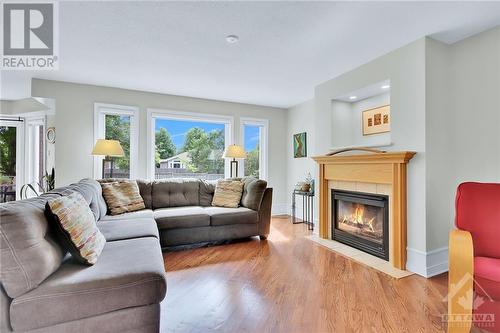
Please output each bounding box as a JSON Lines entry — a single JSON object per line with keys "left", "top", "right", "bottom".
{"left": 102, "top": 157, "right": 114, "bottom": 179}
{"left": 230, "top": 159, "right": 239, "bottom": 178}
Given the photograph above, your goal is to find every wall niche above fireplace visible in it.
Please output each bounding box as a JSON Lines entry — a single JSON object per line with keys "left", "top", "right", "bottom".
{"left": 332, "top": 190, "right": 389, "bottom": 260}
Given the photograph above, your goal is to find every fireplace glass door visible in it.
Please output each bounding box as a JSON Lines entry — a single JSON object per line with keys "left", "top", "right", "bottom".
{"left": 332, "top": 190, "right": 389, "bottom": 260}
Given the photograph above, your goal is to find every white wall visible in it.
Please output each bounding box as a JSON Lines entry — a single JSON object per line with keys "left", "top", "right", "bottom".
{"left": 31, "top": 79, "right": 288, "bottom": 214}
{"left": 425, "top": 27, "right": 500, "bottom": 252}
{"left": 330, "top": 100, "right": 352, "bottom": 149}
{"left": 285, "top": 99, "right": 317, "bottom": 224}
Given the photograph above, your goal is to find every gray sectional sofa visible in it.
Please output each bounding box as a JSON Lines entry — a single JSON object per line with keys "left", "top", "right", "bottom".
{"left": 132, "top": 177, "right": 273, "bottom": 247}
{"left": 0, "top": 177, "right": 272, "bottom": 332}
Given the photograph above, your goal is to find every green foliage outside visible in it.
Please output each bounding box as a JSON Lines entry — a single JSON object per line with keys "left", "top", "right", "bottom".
{"left": 182, "top": 127, "right": 225, "bottom": 174}
{"left": 105, "top": 115, "right": 130, "bottom": 171}
{"left": 0, "top": 126, "right": 16, "bottom": 182}
{"left": 155, "top": 128, "right": 176, "bottom": 159}
{"left": 245, "top": 143, "right": 260, "bottom": 177}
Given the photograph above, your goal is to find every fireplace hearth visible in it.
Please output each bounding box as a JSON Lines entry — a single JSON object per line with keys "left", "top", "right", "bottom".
{"left": 332, "top": 190, "right": 389, "bottom": 260}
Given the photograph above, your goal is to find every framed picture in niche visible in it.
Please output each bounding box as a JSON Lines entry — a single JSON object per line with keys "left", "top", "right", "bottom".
{"left": 293, "top": 132, "right": 307, "bottom": 158}
{"left": 362, "top": 104, "right": 390, "bottom": 136}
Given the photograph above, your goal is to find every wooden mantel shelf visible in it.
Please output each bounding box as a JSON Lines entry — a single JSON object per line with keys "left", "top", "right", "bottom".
{"left": 312, "top": 151, "right": 416, "bottom": 164}
{"left": 313, "top": 150, "right": 416, "bottom": 270}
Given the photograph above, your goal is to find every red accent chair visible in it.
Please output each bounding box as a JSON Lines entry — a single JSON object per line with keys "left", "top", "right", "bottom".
{"left": 449, "top": 182, "right": 500, "bottom": 333}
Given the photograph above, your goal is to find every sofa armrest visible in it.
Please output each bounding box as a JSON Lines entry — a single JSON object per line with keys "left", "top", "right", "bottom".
{"left": 448, "top": 229, "right": 474, "bottom": 333}
{"left": 1, "top": 284, "right": 12, "bottom": 333}
{"left": 258, "top": 188, "right": 273, "bottom": 239}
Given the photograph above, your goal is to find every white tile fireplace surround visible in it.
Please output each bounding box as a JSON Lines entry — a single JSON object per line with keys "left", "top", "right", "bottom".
{"left": 329, "top": 180, "right": 391, "bottom": 260}
{"left": 313, "top": 151, "right": 416, "bottom": 270}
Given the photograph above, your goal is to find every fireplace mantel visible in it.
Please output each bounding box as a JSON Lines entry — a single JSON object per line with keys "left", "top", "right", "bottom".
{"left": 312, "top": 151, "right": 416, "bottom": 269}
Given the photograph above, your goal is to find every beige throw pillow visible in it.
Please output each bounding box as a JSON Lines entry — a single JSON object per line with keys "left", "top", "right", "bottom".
{"left": 100, "top": 180, "right": 146, "bottom": 215}
{"left": 45, "top": 191, "right": 106, "bottom": 265}
{"left": 212, "top": 180, "right": 244, "bottom": 208}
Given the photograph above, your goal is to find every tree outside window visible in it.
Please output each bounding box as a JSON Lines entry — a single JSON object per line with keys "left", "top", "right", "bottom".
{"left": 105, "top": 115, "right": 130, "bottom": 178}
{"left": 243, "top": 124, "right": 261, "bottom": 178}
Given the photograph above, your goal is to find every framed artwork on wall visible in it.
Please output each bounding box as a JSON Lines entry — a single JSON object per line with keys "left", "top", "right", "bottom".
{"left": 294, "top": 132, "right": 307, "bottom": 158}
{"left": 362, "top": 105, "right": 390, "bottom": 136}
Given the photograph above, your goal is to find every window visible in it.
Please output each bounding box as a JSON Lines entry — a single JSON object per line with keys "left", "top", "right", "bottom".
{"left": 241, "top": 118, "right": 268, "bottom": 180}
{"left": 147, "top": 109, "right": 233, "bottom": 180}
{"left": 94, "top": 103, "right": 139, "bottom": 179}
{"left": 0, "top": 120, "right": 24, "bottom": 202}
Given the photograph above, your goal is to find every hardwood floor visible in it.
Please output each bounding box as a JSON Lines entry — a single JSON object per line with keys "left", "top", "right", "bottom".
{"left": 161, "top": 216, "right": 451, "bottom": 333}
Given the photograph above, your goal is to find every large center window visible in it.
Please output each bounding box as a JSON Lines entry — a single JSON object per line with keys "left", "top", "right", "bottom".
{"left": 148, "top": 110, "right": 233, "bottom": 180}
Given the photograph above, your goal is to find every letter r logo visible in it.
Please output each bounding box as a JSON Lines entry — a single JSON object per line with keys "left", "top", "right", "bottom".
{"left": 3, "top": 3, "right": 53, "bottom": 56}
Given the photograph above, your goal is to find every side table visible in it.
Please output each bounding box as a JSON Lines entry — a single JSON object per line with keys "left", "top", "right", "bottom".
{"left": 291, "top": 190, "right": 315, "bottom": 231}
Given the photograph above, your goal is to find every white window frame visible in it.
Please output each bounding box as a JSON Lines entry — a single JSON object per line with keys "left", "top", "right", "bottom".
{"left": 146, "top": 108, "right": 234, "bottom": 179}
{"left": 240, "top": 117, "right": 268, "bottom": 180}
{"left": 0, "top": 119, "right": 25, "bottom": 200}
{"left": 93, "top": 103, "right": 139, "bottom": 179}
{"left": 24, "top": 116, "right": 46, "bottom": 190}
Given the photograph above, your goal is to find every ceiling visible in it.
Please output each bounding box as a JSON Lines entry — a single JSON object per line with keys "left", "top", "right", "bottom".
{"left": 1, "top": 1, "right": 500, "bottom": 108}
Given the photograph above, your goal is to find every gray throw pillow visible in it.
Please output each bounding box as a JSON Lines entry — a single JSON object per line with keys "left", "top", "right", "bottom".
{"left": 241, "top": 177, "right": 268, "bottom": 211}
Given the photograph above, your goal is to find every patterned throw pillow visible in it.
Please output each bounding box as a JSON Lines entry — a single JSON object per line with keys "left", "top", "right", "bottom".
{"left": 212, "top": 180, "right": 244, "bottom": 208}
{"left": 100, "top": 180, "right": 146, "bottom": 215}
{"left": 45, "top": 191, "right": 106, "bottom": 265}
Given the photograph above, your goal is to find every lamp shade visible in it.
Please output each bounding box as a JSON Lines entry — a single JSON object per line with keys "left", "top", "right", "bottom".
{"left": 91, "top": 139, "right": 124, "bottom": 157}
{"left": 222, "top": 144, "right": 246, "bottom": 159}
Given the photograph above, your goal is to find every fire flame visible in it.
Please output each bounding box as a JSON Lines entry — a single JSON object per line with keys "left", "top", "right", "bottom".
{"left": 341, "top": 204, "right": 376, "bottom": 232}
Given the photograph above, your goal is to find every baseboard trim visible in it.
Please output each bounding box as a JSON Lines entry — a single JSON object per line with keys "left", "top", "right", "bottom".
{"left": 406, "top": 246, "right": 448, "bottom": 278}
{"left": 271, "top": 203, "right": 288, "bottom": 216}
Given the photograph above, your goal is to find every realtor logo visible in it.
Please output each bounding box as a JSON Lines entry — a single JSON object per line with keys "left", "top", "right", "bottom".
{"left": 443, "top": 272, "right": 496, "bottom": 330}
{"left": 1, "top": 2, "right": 58, "bottom": 69}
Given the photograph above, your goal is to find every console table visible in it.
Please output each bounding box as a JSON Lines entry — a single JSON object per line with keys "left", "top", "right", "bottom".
{"left": 291, "top": 190, "right": 314, "bottom": 231}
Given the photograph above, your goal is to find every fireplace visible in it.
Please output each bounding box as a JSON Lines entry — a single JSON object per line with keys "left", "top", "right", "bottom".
{"left": 331, "top": 189, "right": 389, "bottom": 260}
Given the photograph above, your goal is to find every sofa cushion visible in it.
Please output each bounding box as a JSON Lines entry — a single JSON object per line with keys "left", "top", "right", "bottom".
{"left": 204, "top": 206, "right": 259, "bottom": 226}
{"left": 152, "top": 178, "right": 200, "bottom": 209}
{"left": 212, "top": 180, "right": 244, "bottom": 208}
{"left": 100, "top": 181, "right": 146, "bottom": 215}
{"left": 241, "top": 177, "right": 268, "bottom": 211}
{"left": 100, "top": 209, "right": 154, "bottom": 221}
{"left": 46, "top": 192, "right": 106, "bottom": 265}
{"left": 154, "top": 206, "right": 210, "bottom": 229}
{"left": 98, "top": 218, "right": 159, "bottom": 241}
{"left": 9, "top": 237, "right": 167, "bottom": 332}
{"left": 475, "top": 256, "right": 500, "bottom": 301}
{"left": 137, "top": 179, "right": 153, "bottom": 209}
{"left": 0, "top": 194, "right": 65, "bottom": 298}
{"left": 79, "top": 179, "right": 107, "bottom": 220}
{"left": 199, "top": 179, "right": 216, "bottom": 206}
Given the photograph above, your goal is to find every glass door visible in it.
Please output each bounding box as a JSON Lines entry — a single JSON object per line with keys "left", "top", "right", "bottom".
{"left": 0, "top": 120, "right": 24, "bottom": 202}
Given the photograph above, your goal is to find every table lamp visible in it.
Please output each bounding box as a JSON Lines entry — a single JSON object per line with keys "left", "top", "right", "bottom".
{"left": 91, "top": 139, "right": 124, "bottom": 179}
{"left": 222, "top": 144, "right": 246, "bottom": 177}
